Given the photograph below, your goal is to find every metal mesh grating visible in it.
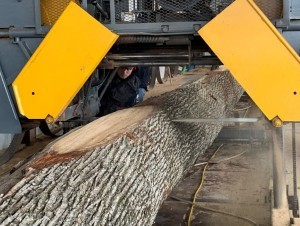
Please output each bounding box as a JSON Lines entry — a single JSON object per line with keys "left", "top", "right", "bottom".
{"left": 40, "top": 0, "right": 80, "bottom": 26}
{"left": 114, "top": 0, "right": 233, "bottom": 23}
{"left": 114, "top": 0, "right": 282, "bottom": 24}
{"left": 254, "top": 0, "right": 282, "bottom": 21}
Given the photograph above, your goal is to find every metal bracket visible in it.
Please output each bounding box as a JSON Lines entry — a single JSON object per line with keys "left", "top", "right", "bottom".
{"left": 13, "top": 38, "right": 32, "bottom": 59}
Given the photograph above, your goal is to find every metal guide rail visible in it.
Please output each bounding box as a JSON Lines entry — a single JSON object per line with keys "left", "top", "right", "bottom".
{"left": 272, "top": 124, "right": 299, "bottom": 223}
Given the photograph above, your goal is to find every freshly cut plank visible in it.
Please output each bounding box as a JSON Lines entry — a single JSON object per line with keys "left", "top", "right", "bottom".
{"left": 0, "top": 71, "right": 243, "bottom": 225}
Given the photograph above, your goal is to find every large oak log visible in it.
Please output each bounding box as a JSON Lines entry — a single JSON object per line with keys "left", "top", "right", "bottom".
{"left": 0, "top": 71, "right": 243, "bottom": 225}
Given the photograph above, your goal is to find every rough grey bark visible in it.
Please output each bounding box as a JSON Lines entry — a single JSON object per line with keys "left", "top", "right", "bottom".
{"left": 0, "top": 71, "right": 243, "bottom": 226}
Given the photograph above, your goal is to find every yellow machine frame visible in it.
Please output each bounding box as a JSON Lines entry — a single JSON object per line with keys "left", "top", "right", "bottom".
{"left": 12, "top": 2, "right": 119, "bottom": 123}
{"left": 199, "top": 0, "right": 300, "bottom": 123}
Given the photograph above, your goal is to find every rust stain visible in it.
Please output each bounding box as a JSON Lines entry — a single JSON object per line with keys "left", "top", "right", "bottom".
{"left": 125, "top": 132, "right": 138, "bottom": 142}
{"left": 126, "top": 132, "right": 134, "bottom": 139}
{"left": 29, "top": 150, "right": 87, "bottom": 171}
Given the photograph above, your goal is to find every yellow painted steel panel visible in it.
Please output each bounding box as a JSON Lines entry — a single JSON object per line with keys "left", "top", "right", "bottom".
{"left": 199, "top": 0, "right": 300, "bottom": 122}
{"left": 13, "top": 2, "right": 118, "bottom": 121}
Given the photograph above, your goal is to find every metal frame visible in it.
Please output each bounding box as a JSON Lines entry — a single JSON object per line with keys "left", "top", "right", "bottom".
{"left": 0, "top": 66, "right": 22, "bottom": 133}
{"left": 106, "top": 21, "right": 206, "bottom": 35}
{"left": 105, "top": 0, "right": 208, "bottom": 35}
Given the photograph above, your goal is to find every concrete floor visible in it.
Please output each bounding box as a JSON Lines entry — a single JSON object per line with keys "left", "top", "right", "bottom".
{"left": 154, "top": 142, "right": 272, "bottom": 226}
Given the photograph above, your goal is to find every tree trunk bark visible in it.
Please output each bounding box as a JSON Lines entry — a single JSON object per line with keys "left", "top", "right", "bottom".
{"left": 0, "top": 70, "right": 243, "bottom": 226}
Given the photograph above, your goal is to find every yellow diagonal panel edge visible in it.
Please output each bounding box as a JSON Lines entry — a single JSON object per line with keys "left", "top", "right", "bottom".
{"left": 199, "top": 0, "right": 300, "bottom": 122}
{"left": 13, "top": 2, "right": 118, "bottom": 120}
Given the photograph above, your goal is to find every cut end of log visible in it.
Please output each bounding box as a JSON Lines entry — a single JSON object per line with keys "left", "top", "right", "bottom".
{"left": 30, "top": 106, "right": 155, "bottom": 170}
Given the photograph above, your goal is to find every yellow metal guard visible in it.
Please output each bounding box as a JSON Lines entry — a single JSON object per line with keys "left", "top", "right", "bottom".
{"left": 13, "top": 2, "right": 118, "bottom": 121}
{"left": 199, "top": 0, "right": 300, "bottom": 122}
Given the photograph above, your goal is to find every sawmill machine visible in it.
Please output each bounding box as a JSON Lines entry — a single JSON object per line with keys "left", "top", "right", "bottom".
{"left": 0, "top": 0, "right": 298, "bottom": 146}
{"left": 0, "top": 0, "right": 224, "bottom": 136}
{"left": 1, "top": 0, "right": 300, "bottom": 219}
{"left": 0, "top": 0, "right": 300, "bottom": 159}
{"left": 2, "top": 0, "right": 300, "bottom": 136}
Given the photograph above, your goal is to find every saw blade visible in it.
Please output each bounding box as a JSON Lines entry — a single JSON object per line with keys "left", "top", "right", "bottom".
{"left": 172, "top": 118, "right": 258, "bottom": 123}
